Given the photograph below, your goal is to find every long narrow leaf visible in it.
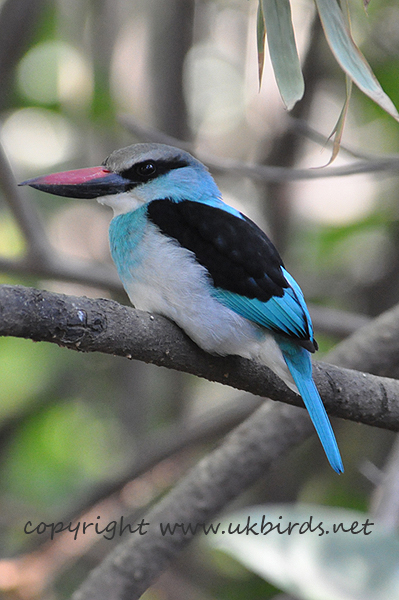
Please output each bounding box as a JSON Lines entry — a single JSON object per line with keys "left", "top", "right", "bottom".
{"left": 257, "top": 1, "right": 266, "bottom": 89}
{"left": 324, "top": 0, "right": 352, "bottom": 165}
{"left": 315, "top": 0, "right": 399, "bottom": 120}
{"left": 325, "top": 76, "right": 352, "bottom": 166}
{"left": 261, "top": 0, "right": 304, "bottom": 110}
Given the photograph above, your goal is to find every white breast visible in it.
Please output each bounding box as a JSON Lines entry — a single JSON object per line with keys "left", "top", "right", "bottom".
{"left": 119, "top": 223, "right": 254, "bottom": 352}
{"left": 117, "top": 222, "right": 293, "bottom": 387}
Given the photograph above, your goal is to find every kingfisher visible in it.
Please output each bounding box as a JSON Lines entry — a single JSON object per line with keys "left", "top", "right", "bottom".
{"left": 20, "top": 143, "right": 343, "bottom": 473}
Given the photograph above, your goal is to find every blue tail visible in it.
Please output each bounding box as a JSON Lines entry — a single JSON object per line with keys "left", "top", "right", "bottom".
{"left": 279, "top": 340, "right": 344, "bottom": 474}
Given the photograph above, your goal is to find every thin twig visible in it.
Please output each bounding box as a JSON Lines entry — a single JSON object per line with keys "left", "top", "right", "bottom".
{"left": 0, "top": 142, "right": 50, "bottom": 262}
{"left": 0, "top": 256, "right": 123, "bottom": 293}
{"left": 120, "top": 115, "right": 399, "bottom": 183}
{"left": 288, "top": 117, "right": 383, "bottom": 162}
{"left": 309, "top": 305, "right": 370, "bottom": 339}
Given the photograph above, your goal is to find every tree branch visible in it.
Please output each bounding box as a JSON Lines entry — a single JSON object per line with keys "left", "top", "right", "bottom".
{"left": 71, "top": 402, "right": 314, "bottom": 600}
{"left": 0, "top": 283, "right": 398, "bottom": 430}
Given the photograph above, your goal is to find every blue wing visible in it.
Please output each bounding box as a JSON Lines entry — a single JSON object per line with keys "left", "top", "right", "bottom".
{"left": 212, "top": 271, "right": 344, "bottom": 474}
{"left": 212, "top": 267, "right": 315, "bottom": 347}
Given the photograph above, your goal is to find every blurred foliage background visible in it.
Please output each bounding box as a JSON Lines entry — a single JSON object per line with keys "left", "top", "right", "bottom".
{"left": 0, "top": 0, "right": 399, "bottom": 598}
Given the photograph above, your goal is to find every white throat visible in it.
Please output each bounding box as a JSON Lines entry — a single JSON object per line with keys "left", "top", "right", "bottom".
{"left": 97, "top": 191, "right": 143, "bottom": 217}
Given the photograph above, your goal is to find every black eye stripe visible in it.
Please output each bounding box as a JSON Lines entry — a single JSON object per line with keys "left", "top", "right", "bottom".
{"left": 120, "top": 158, "right": 189, "bottom": 183}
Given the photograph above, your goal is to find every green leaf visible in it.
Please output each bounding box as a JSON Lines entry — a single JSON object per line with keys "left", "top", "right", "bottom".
{"left": 257, "top": 1, "right": 266, "bottom": 89}
{"left": 211, "top": 504, "right": 399, "bottom": 600}
{"left": 315, "top": 0, "right": 399, "bottom": 121}
{"left": 261, "top": 0, "right": 304, "bottom": 110}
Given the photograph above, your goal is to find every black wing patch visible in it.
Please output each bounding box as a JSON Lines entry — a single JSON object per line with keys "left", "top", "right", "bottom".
{"left": 146, "top": 199, "right": 288, "bottom": 302}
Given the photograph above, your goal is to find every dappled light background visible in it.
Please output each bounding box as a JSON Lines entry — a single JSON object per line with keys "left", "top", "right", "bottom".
{"left": 0, "top": 0, "right": 399, "bottom": 598}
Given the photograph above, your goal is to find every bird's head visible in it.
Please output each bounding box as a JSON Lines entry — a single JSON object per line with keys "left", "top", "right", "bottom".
{"left": 19, "top": 143, "right": 221, "bottom": 216}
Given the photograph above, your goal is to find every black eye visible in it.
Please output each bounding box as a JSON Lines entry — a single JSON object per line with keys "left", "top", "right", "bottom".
{"left": 136, "top": 161, "right": 157, "bottom": 178}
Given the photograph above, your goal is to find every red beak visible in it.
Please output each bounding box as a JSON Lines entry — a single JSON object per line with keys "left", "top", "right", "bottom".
{"left": 19, "top": 166, "right": 130, "bottom": 199}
